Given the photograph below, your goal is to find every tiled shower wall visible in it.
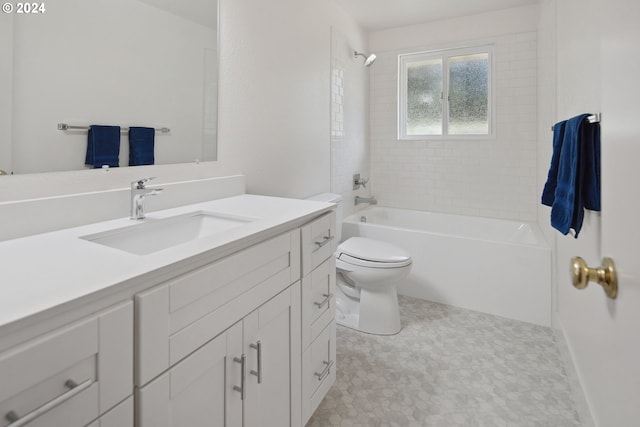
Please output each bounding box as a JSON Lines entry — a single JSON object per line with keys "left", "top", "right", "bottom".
{"left": 370, "top": 32, "right": 538, "bottom": 221}
{"left": 330, "top": 26, "right": 370, "bottom": 218}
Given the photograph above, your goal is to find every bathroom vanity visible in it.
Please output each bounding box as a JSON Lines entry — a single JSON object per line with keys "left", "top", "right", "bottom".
{"left": 0, "top": 194, "right": 337, "bottom": 427}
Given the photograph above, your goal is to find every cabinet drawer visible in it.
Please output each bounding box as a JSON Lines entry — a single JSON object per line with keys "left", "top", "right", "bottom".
{"left": 301, "top": 211, "right": 337, "bottom": 276}
{"left": 302, "top": 321, "right": 336, "bottom": 424}
{"left": 302, "top": 257, "right": 336, "bottom": 349}
{"left": 0, "top": 301, "right": 133, "bottom": 427}
{"left": 136, "top": 230, "right": 301, "bottom": 386}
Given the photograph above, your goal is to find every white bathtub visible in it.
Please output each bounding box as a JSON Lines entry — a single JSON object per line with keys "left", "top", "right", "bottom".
{"left": 341, "top": 207, "right": 552, "bottom": 326}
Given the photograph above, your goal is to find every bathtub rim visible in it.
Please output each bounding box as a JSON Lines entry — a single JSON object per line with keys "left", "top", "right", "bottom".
{"left": 343, "top": 206, "right": 550, "bottom": 249}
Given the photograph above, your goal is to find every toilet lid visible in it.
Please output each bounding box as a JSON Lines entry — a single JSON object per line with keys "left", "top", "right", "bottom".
{"left": 337, "top": 237, "right": 411, "bottom": 267}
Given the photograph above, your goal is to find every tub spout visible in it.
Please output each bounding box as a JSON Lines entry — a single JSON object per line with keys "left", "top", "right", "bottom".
{"left": 355, "top": 196, "right": 378, "bottom": 205}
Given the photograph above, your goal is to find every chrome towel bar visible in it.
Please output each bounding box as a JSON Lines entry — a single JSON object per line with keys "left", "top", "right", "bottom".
{"left": 58, "top": 123, "right": 170, "bottom": 133}
{"left": 551, "top": 113, "right": 600, "bottom": 131}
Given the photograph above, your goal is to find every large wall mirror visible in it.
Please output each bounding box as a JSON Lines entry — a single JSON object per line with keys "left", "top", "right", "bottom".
{"left": 0, "top": 0, "right": 218, "bottom": 174}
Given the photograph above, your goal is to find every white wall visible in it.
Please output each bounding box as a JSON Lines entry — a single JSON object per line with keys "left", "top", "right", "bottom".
{"left": 368, "top": 6, "right": 540, "bottom": 221}
{"left": 536, "top": 1, "right": 594, "bottom": 423}
{"left": 553, "top": 0, "right": 606, "bottom": 424}
{"left": 329, "top": 5, "right": 371, "bottom": 218}
{"left": 536, "top": 0, "right": 558, "bottom": 287}
{"left": 218, "top": 0, "right": 331, "bottom": 199}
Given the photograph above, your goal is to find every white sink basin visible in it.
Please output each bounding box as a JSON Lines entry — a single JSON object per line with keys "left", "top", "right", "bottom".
{"left": 81, "top": 211, "right": 256, "bottom": 255}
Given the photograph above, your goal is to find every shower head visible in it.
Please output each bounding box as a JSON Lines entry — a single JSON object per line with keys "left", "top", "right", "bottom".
{"left": 354, "top": 51, "right": 377, "bottom": 67}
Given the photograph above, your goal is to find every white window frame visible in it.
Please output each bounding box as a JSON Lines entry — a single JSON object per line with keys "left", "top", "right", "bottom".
{"left": 398, "top": 45, "right": 494, "bottom": 141}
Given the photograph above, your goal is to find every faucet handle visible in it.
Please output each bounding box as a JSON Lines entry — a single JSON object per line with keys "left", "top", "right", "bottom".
{"left": 131, "top": 177, "right": 156, "bottom": 189}
{"left": 353, "top": 173, "right": 369, "bottom": 190}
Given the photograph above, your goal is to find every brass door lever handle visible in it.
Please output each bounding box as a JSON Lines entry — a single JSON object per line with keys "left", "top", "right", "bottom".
{"left": 570, "top": 257, "right": 618, "bottom": 299}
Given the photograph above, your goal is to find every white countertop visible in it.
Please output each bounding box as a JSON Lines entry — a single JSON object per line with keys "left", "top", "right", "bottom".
{"left": 0, "top": 194, "right": 334, "bottom": 331}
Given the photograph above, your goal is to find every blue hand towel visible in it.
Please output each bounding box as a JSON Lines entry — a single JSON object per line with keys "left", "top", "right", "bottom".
{"left": 548, "top": 114, "right": 601, "bottom": 237}
{"left": 85, "top": 125, "right": 121, "bottom": 168}
{"left": 580, "top": 120, "right": 601, "bottom": 211}
{"left": 128, "top": 127, "right": 155, "bottom": 166}
{"left": 541, "top": 120, "right": 567, "bottom": 206}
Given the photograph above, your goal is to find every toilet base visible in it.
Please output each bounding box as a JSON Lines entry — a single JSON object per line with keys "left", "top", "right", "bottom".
{"left": 335, "top": 281, "right": 401, "bottom": 335}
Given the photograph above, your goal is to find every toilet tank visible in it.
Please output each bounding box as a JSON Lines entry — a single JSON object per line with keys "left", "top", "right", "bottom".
{"left": 305, "top": 193, "right": 343, "bottom": 242}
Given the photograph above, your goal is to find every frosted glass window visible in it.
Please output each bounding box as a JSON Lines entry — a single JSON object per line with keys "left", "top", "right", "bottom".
{"left": 448, "top": 53, "right": 489, "bottom": 135}
{"left": 399, "top": 46, "right": 492, "bottom": 140}
{"left": 407, "top": 59, "right": 443, "bottom": 135}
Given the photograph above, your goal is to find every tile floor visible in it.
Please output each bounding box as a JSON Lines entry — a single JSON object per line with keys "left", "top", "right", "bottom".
{"left": 307, "top": 296, "right": 582, "bottom": 427}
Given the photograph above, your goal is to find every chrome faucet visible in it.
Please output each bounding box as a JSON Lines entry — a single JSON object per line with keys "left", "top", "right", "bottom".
{"left": 130, "top": 177, "right": 163, "bottom": 220}
{"left": 355, "top": 195, "right": 378, "bottom": 205}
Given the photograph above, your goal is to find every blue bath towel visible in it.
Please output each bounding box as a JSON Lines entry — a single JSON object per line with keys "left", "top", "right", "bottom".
{"left": 128, "top": 127, "right": 155, "bottom": 166}
{"left": 541, "top": 120, "right": 567, "bottom": 206}
{"left": 85, "top": 125, "right": 121, "bottom": 168}
{"left": 547, "top": 114, "right": 601, "bottom": 237}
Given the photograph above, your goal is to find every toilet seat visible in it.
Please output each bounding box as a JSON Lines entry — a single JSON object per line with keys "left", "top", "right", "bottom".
{"left": 337, "top": 253, "right": 411, "bottom": 269}
{"left": 337, "top": 237, "right": 412, "bottom": 268}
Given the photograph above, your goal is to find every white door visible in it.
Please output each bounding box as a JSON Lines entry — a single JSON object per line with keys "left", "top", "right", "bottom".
{"left": 555, "top": 0, "right": 640, "bottom": 424}
{"left": 596, "top": 0, "right": 640, "bottom": 423}
{"left": 600, "top": 3, "right": 640, "bottom": 275}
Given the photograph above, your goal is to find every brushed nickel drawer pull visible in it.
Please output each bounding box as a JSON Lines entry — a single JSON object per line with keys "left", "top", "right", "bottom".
{"left": 233, "top": 354, "right": 246, "bottom": 400}
{"left": 314, "top": 293, "right": 333, "bottom": 309}
{"left": 314, "top": 359, "right": 334, "bottom": 382}
{"left": 250, "top": 341, "right": 262, "bottom": 384}
{"left": 314, "top": 233, "right": 333, "bottom": 248}
{"left": 5, "top": 379, "right": 92, "bottom": 427}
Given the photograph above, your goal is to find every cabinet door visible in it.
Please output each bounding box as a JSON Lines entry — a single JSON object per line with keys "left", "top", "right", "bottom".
{"left": 244, "top": 283, "right": 301, "bottom": 427}
{"left": 137, "top": 322, "right": 243, "bottom": 427}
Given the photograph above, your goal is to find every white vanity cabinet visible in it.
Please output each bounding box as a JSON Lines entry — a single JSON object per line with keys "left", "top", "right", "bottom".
{"left": 135, "top": 229, "right": 303, "bottom": 426}
{"left": 137, "top": 284, "right": 300, "bottom": 427}
{"left": 0, "top": 301, "right": 133, "bottom": 427}
{"left": 300, "top": 212, "right": 337, "bottom": 424}
{"left": 0, "top": 195, "right": 338, "bottom": 427}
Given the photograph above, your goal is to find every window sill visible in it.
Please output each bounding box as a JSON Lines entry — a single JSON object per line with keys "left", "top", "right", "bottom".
{"left": 398, "top": 134, "right": 496, "bottom": 142}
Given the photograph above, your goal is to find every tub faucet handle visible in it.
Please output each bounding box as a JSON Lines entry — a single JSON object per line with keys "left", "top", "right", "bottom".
{"left": 353, "top": 173, "right": 368, "bottom": 190}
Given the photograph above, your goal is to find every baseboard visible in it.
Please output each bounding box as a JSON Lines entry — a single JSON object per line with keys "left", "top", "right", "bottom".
{"left": 553, "top": 324, "right": 596, "bottom": 426}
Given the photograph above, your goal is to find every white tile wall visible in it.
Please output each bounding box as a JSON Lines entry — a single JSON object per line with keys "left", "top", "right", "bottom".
{"left": 330, "top": 27, "right": 371, "bottom": 218}
{"left": 370, "top": 32, "right": 538, "bottom": 221}
{"left": 331, "top": 65, "right": 345, "bottom": 140}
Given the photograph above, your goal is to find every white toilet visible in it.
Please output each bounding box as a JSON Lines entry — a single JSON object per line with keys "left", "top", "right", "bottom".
{"left": 307, "top": 193, "right": 412, "bottom": 335}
